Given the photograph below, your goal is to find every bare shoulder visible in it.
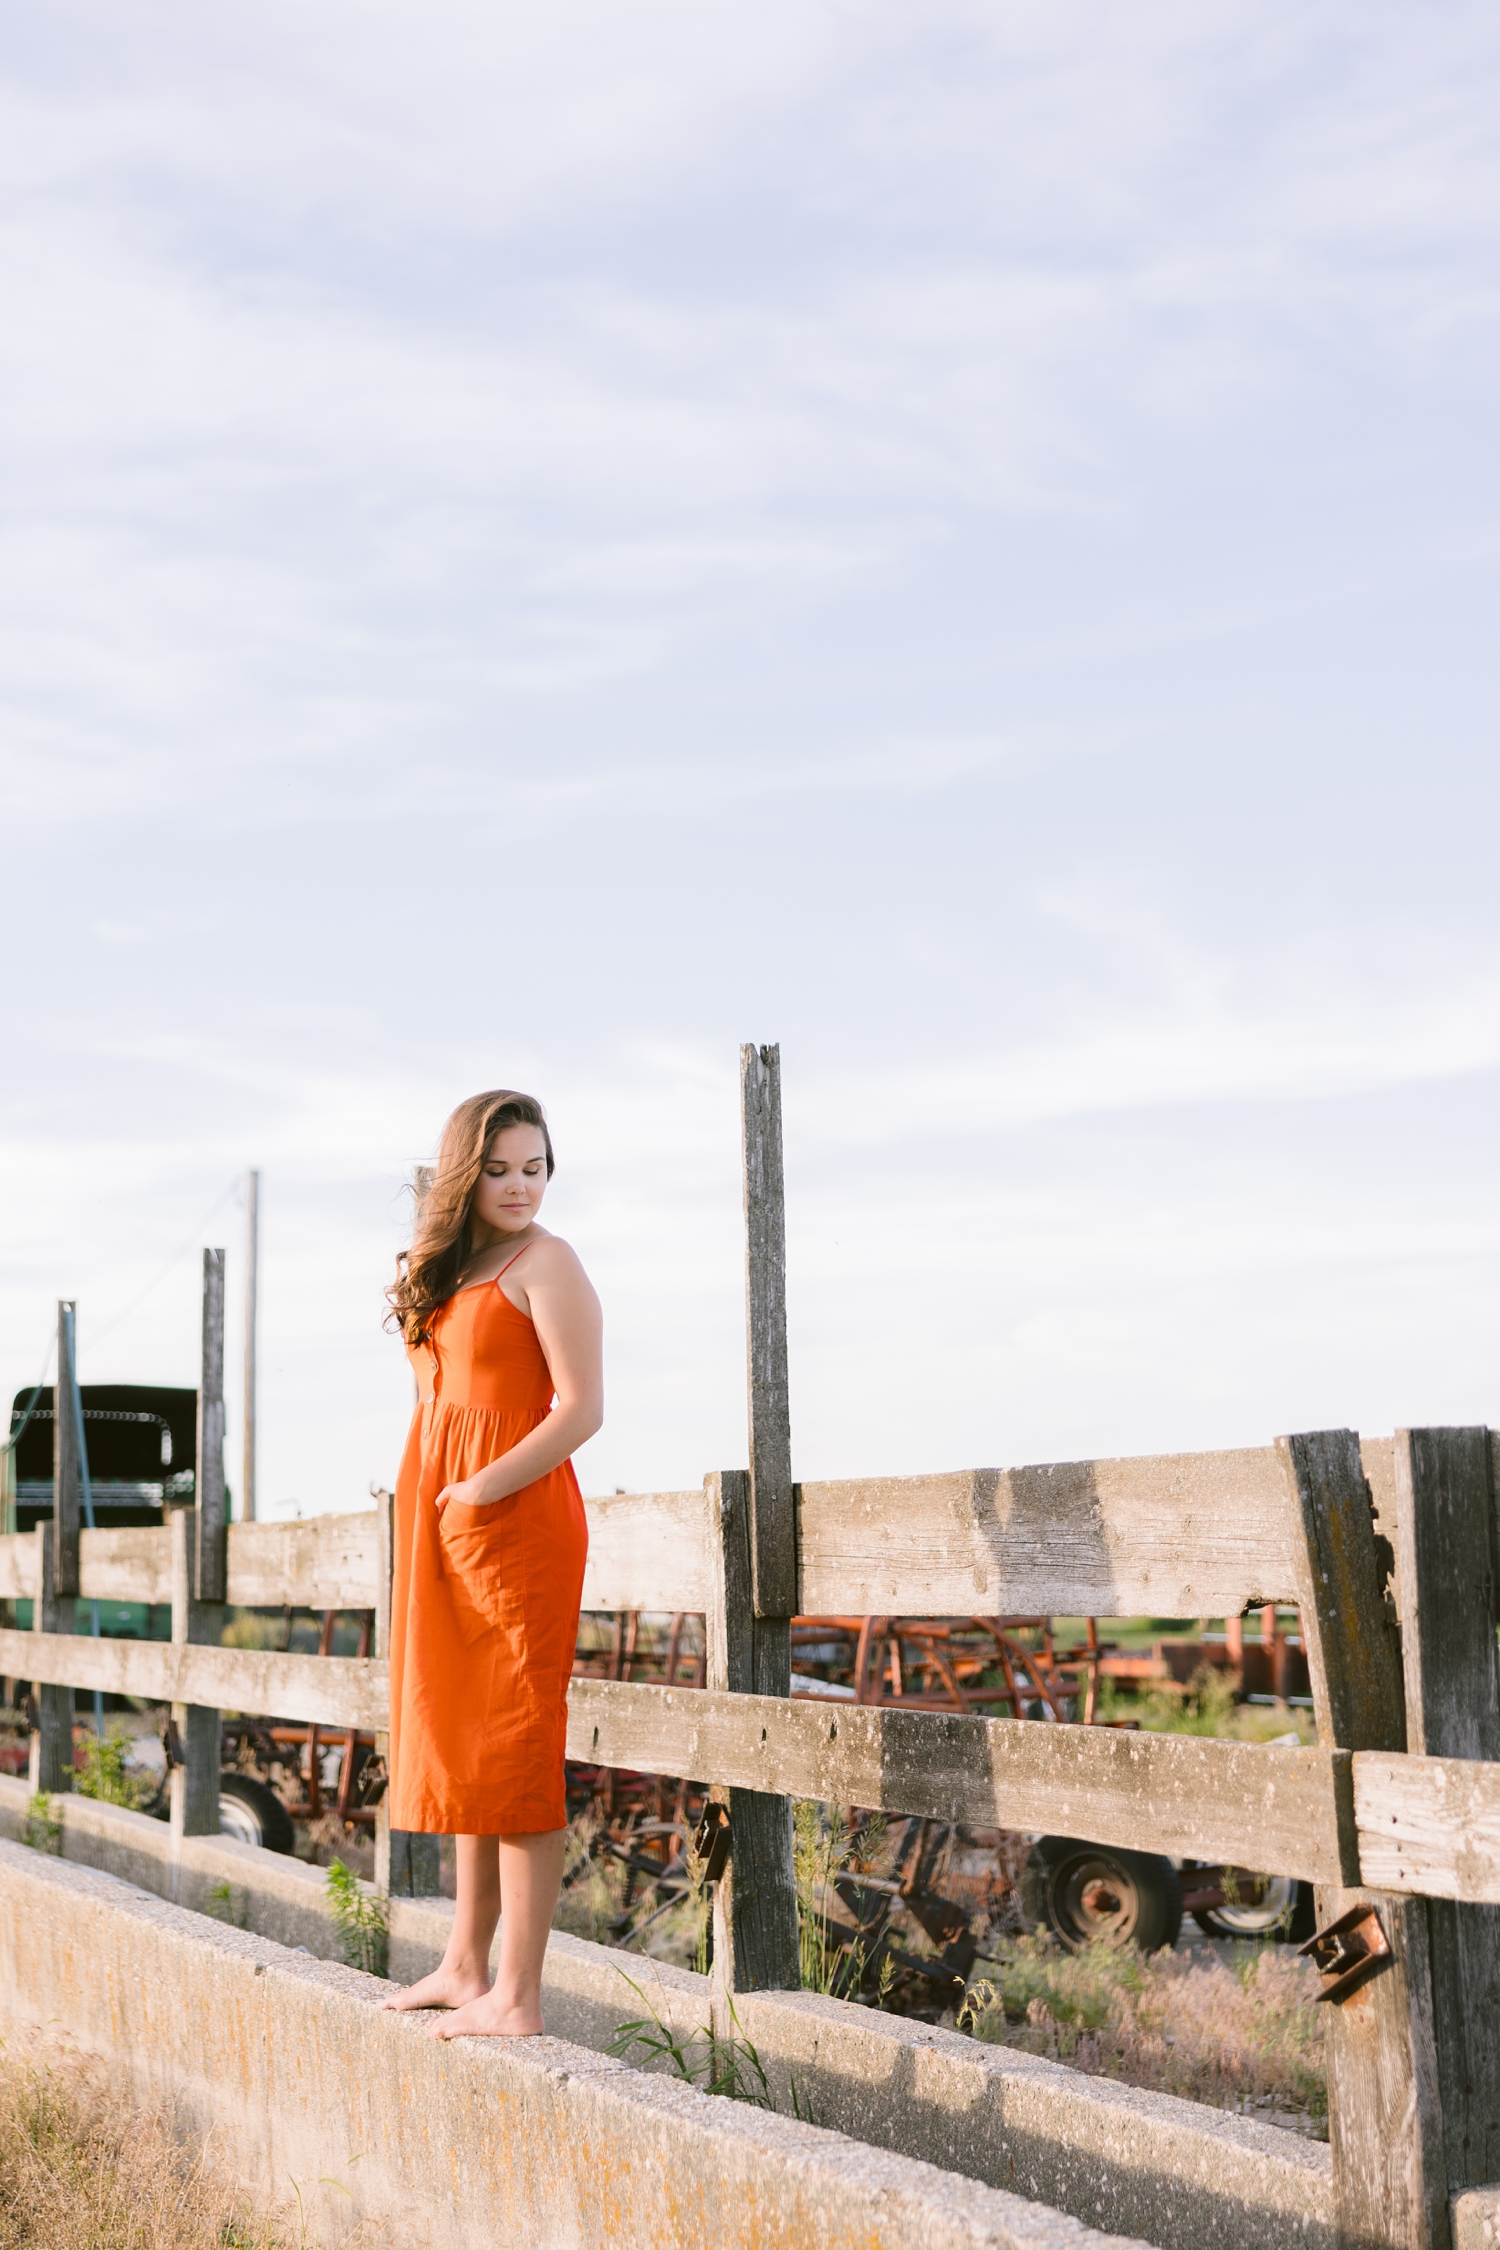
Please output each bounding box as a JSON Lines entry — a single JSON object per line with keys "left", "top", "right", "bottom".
{"left": 520, "top": 1233, "right": 597, "bottom": 1296}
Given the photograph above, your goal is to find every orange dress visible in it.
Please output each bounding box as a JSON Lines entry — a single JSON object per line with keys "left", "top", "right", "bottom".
{"left": 388, "top": 1263, "right": 588, "bottom": 1835}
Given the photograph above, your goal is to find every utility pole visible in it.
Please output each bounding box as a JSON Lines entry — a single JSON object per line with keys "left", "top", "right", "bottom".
{"left": 242, "top": 1170, "right": 259, "bottom": 1524}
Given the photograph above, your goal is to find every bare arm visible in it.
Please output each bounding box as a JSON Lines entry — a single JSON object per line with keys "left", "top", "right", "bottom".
{"left": 434, "top": 1240, "right": 603, "bottom": 1515}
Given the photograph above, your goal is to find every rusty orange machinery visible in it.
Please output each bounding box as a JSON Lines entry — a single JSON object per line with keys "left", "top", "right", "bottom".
{"left": 789, "top": 1615, "right": 1108, "bottom": 1719}
{"left": 220, "top": 1606, "right": 382, "bottom": 1828}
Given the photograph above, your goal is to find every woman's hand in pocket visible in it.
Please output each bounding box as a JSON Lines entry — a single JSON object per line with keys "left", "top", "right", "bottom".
{"left": 434, "top": 1475, "right": 492, "bottom": 1521}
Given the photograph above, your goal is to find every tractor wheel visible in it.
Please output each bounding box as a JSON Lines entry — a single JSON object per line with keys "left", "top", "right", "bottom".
{"left": 1023, "top": 1836, "right": 1182, "bottom": 1953}
{"left": 1181, "top": 1864, "right": 1317, "bottom": 1942}
{"left": 218, "top": 1773, "right": 296, "bottom": 1855}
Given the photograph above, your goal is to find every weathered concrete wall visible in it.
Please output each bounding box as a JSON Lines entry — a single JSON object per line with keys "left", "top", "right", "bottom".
{"left": 391, "top": 1904, "right": 1333, "bottom": 2250}
{"left": 0, "top": 1842, "right": 1151, "bottom": 2250}
{"left": 0, "top": 1775, "right": 340, "bottom": 1950}
{"left": 0, "top": 1776, "right": 1333, "bottom": 2249}
{"left": 1456, "top": 2187, "right": 1500, "bottom": 2248}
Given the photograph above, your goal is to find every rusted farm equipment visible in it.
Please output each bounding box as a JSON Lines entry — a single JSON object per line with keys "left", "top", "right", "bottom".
{"left": 564, "top": 1607, "right": 1313, "bottom": 1984}
{"left": 562, "top": 1610, "right": 710, "bottom": 1943}
{"left": 202, "top": 1606, "right": 385, "bottom": 1853}
{"left": 563, "top": 1610, "right": 1117, "bottom": 1995}
{"left": 788, "top": 1614, "right": 1106, "bottom": 1719}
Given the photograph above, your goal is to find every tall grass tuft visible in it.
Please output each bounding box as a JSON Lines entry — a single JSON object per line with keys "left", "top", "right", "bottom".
{"left": 1094, "top": 1662, "right": 1317, "bottom": 1744}
{"left": 76, "top": 1730, "right": 154, "bottom": 1811}
{"left": 324, "top": 1859, "right": 389, "bottom": 1978}
{"left": 24, "top": 1794, "right": 62, "bottom": 1855}
{"left": 604, "top": 1970, "right": 814, "bottom": 2120}
{"left": 793, "top": 1800, "right": 888, "bottom": 1999}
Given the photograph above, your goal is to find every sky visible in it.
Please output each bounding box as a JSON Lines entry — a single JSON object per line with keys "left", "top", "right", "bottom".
{"left": 3, "top": 2, "right": 1499, "bottom": 1518}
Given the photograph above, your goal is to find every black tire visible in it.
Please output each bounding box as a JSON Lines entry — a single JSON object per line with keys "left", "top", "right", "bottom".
{"left": 1024, "top": 1836, "right": 1183, "bottom": 1953}
{"left": 1287, "top": 1880, "right": 1317, "bottom": 1944}
{"left": 218, "top": 1773, "right": 295, "bottom": 1855}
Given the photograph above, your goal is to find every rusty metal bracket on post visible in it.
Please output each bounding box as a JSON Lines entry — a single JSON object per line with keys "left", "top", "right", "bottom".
{"left": 694, "top": 1800, "right": 731, "bottom": 1886}
{"left": 1300, "top": 1901, "right": 1393, "bottom": 2004}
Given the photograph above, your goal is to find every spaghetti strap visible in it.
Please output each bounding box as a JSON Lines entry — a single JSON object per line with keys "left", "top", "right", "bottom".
{"left": 496, "top": 1241, "right": 534, "bottom": 1283}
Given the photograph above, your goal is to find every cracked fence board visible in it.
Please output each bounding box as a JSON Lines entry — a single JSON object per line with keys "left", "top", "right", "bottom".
{"left": 0, "top": 1493, "right": 708, "bottom": 1614}
{"left": 0, "top": 1514, "right": 386, "bottom": 1612}
{"left": 796, "top": 1447, "right": 1303, "bottom": 1618}
{"left": 4, "top": 1619, "right": 1352, "bottom": 1878}
{"left": 581, "top": 1488, "right": 709, "bottom": 1611}
{"left": 1, "top": 1445, "right": 1306, "bottom": 1620}
{"left": 566, "top": 1677, "right": 1352, "bottom": 1880}
{"left": 224, "top": 1510, "right": 380, "bottom": 1608}
{"left": 1284, "top": 1427, "right": 1449, "bottom": 2250}
{"left": 1392, "top": 1427, "right": 1500, "bottom": 2200}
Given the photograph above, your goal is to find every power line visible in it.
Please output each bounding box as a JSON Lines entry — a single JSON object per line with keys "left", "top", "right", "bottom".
{"left": 86, "top": 1177, "right": 243, "bottom": 1349}
{"left": 2, "top": 1329, "right": 57, "bottom": 1454}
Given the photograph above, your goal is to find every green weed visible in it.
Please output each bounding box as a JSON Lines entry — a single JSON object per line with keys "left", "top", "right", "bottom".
{"left": 203, "top": 1879, "right": 245, "bottom": 1929}
{"left": 76, "top": 1729, "right": 154, "bottom": 1811}
{"left": 1094, "top": 1662, "right": 1317, "bottom": 1743}
{"left": 793, "top": 1800, "right": 888, "bottom": 2000}
{"left": 605, "top": 1970, "right": 815, "bottom": 2122}
{"left": 24, "top": 1793, "right": 62, "bottom": 1855}
{"left": 324, "top": 1859, "right": 388, "bottom": 1978}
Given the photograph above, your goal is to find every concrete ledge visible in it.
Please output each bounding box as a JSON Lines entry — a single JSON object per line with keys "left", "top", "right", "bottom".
{"left": 0, "top": 1772, "right": 345, "bottom": 1957}
{"left": 0, "top": 1841, "right": 1152, "bottom": 2250}
{"left": 389, "top": 1899, "right": 1332, "bottom": 2250}
{"left": 1455, "top": 2186, "right": 1500, "bottom": 2248}
{"left": 1, "top": 1776, "right": 1330, "bottom": 2250}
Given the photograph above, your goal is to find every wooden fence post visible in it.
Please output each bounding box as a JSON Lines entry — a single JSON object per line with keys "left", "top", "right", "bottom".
{"left": 196, "top": 1250, "right": 227, "bottom": 1602}
{"left": 1281, "top": 1428, "right": 1449, "bottom": 2250}
{"left": 705, "top": 1040, "right": 802, "bottom": 2014}
{"left": 242, "top": 1172, "right": 259, "bottom": 1526}
{"left": 741, "top": 1043, "right": 795, "bottom": 1620}
{"left": 28, "top": 1519, "right": 73, "bottom": 1794}
{"left": 706, "top": 1469, "right": 800, "bottom": 2013}
{"left": 169, "top": 1507, "right": 222, "bottom": 1882}
{"left": 53, "top": 1300, "right": 80, "bottom": 1597}
{"left": 372, "top": 1482, "right": 439, "bottom": 1899}
{"left": 1393, "top": 1427, "right": 1500, "bottom": 2203}
{"left": 374, "top": 1485, "right": 393, "bottom": 1894}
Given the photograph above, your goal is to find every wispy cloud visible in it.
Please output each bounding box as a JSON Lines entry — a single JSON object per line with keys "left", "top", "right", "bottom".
{"left": 3, "top": 3, "right": 1499, "bottom": 1497}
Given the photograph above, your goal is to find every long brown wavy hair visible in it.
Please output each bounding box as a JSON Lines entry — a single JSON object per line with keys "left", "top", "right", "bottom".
{"left": 386, "top": 1089, "right": 555, "bottom": 1346}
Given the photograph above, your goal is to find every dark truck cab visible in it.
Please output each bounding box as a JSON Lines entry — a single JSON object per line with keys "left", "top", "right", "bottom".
{"left": 6, "top": 1381, "right": 294, "bottom": 1849}
{"left": 6, "top": 1382, "right": 199, "bottom": 1536}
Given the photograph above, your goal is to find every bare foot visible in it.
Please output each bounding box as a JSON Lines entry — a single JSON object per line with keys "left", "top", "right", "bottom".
{"left": 429, "top": 1989, "right": 542, "bottom": 2040}
{"left": 379, "top": 1966, "right": 491, "bottom": 2014}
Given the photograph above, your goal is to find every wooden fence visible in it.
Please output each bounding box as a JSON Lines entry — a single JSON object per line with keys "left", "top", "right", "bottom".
{"left": 2, "top": 1438, "right": 1499, "bottom": 1915}
{"left": 6, "top": 1043, "right": 1500, "bottom": 2248}
{"left": 5, "top": 1428, "right": 1500, "bottom": 2249}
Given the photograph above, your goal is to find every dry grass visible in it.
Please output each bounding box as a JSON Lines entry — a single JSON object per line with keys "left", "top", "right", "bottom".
{"left": 0, "top": 2042, "right": 380, "bottom": 2246}
{"left": 0, "top": 2042, "right": 279, "bottom": 2248}
{"left": 963, "top": 1936, "right": 1327, "bottom": 2135}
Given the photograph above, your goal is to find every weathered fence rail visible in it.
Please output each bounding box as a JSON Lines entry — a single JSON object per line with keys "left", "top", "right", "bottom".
{"left": 0, "top": 1432, "right": 1399, "bottom": 1617}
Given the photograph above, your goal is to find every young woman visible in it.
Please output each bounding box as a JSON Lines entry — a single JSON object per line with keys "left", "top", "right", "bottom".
{"left": 380, "top": 1088, "right": 602, "bottom": 2038}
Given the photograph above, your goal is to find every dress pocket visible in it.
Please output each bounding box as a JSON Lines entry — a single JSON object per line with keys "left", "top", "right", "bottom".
{"left": 438, "top": 1493, "right": 517, "bottom": 1558}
